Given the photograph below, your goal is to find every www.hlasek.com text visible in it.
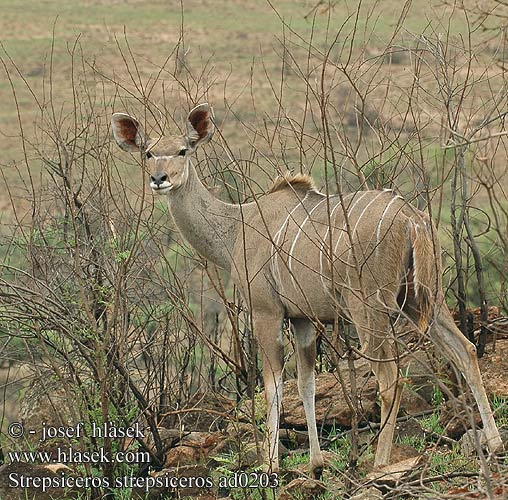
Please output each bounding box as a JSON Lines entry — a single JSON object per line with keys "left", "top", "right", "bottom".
{"left": 8, "top": 447, "right": 150, "bottom": 464}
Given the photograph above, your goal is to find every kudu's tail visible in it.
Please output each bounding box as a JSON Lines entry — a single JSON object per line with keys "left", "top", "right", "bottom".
{"left": 408, "top": 218, "right": 436, "bottom": 331}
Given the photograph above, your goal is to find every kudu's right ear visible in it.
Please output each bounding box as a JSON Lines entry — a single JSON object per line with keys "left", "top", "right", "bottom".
{"left": 111, "top": 113, "right": 147, "bottom": 152}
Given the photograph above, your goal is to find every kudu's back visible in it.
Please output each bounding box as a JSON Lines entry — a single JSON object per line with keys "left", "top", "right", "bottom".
{"left": 233, "top": 178, "right": 439, "bottom": 329}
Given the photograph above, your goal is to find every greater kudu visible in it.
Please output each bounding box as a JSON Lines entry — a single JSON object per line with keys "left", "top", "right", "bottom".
{"left": 112, "top": 103, "right": 502, "bottom": 479}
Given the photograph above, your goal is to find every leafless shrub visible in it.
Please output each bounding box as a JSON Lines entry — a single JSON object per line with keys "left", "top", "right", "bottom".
{"left": 0, "top": 2, "right": 507, "bottom": 499}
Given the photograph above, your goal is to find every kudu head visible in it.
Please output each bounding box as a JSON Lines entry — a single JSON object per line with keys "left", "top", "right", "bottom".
{"left": 111, "top": 103, "right": 214, "bottom": 194}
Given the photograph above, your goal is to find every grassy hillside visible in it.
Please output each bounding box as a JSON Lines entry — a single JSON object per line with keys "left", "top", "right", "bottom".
{"left": 0, "top": 0, "right": 470, "bottom": 164}
{"left": 0, "top": 0, "right": 506, "bottom": 304}
{"left": 1, "top": 3, "right": 508, "bottom": 499}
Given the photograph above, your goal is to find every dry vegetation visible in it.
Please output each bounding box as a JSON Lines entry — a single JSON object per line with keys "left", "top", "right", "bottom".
{"left": 1, "top": 0, "right": 508, "bottom": 499}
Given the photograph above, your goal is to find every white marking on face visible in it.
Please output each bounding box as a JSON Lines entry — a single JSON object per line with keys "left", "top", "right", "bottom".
{"left": 147, "top": 152, "right": 188, "bottom": 194}
{"left": 152, "top": 155, "right": 174, "bottom": 161}
{"left": 150, "top": 180, "right": 174, "bottom": 194}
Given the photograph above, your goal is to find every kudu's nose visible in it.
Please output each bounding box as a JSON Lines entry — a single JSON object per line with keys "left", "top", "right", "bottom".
{"left": 150, "top": 173, "right": 168, "bottom": 186}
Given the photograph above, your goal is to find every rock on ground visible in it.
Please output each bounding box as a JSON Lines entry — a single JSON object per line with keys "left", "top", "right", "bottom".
{"left": 159, "top": 391, "right": 234, "bottom": 433}
{"left": 479, "top": 339, "right": 508, "bottom": 398}
{"left": 439, "top": 399, "right": 482, "bottom": 439}
{"left": 281, "top": 354, "right": 437, "bottom": 430}
{"left": 278, "top": 477, "right": 327, "bottom": 500}
{"left": 19, "top": 374, "right": 77, "bottom": 447}
{"left": 160, "top": 430, "right": 222, "bottom": 467}
{"left": 459, "top": 429, "right": 488, "bottom": 457}
{"left": 281, "top": 358, "right": 378, "bottom": 428}
{"left": 364, "top": 455, "right": 424, "bottom": 487}
{"left": 349, "top": 486, "right": 383, "bottom": 500}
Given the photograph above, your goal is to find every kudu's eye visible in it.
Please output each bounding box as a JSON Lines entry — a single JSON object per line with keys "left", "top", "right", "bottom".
{"left": 178, "top": 149, "right": 187, "bottom": 157}
{"left": 145, "top": 150, "right": 153, "bottom": 159}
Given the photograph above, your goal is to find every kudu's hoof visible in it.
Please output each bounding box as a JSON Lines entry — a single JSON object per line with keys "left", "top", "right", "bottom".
{"left": 311, "top": 465, "right": 323, "bottom": 480}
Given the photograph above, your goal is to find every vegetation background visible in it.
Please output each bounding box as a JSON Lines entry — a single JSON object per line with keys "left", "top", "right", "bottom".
{"left": 0, "top": 0, "right": 508, "bottom": 499}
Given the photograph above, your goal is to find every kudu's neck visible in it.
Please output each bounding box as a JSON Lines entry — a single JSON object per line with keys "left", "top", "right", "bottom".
{"left": 166, "top": 160, "right": 242, "bottom": 271}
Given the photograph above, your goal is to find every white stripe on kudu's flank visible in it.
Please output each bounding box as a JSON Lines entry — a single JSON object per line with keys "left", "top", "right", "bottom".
{"left": 288, "top": 197, "right": 328, "bottom": 289}
{"left": 342, "top": 190, "right": 388, "bottom": 286}
{"left": 375, "top": 194, "right": 403, "bottom": 258}
{"left": 351, "top": 190, "right": 387, "bottom": 236}
{"left": 270, "top": 193, "right": 310, "bottom": 292}
{"left": 319, "top": 198, "right": 346, "bottom": 291}
{"left": 332, "top": 191, "right": 371, "bottom": 256}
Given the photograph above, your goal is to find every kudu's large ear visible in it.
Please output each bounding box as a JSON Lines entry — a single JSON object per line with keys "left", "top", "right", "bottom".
{"left": 186, "top": 103, "right": 215, "bottom": 151}
{"left": 111, "top": 113, "right": 147, "bottom": 153}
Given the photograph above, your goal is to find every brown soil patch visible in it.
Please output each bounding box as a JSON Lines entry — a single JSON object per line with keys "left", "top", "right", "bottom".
{"left": 479, "top": 339, "right": 508, "bottom": 398}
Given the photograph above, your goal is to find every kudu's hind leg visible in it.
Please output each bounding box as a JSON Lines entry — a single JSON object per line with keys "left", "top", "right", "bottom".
{"left": 292, "top": 318, "right": 324, "bottom": 479}
{"left": 255, "top": 312, "right": 285, "bottom": 473}
{"left": 348, "top": 298, "right": 403, "bottom": 467}
{"left": 430, "top": 306, "right": 502, "bottom": 453}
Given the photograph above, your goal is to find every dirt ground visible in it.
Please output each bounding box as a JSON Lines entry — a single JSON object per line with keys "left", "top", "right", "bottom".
{"left": 479, "top": 338, "right": 508, "bottom": 398}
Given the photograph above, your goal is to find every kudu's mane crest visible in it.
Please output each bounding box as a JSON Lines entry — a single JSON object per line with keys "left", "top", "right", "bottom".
{"left": 268, "top": 174, "right": 317, "bottom": 194}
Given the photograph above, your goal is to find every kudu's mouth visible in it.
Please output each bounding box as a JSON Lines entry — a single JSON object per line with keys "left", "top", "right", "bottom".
{"left": 151, "top": 184, "right": 174, "bottom": 194}
{"left": 150, "top": 179, "right": 174, "bottom": 194}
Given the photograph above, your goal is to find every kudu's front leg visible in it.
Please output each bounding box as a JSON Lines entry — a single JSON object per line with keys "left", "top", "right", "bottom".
{"left": 254, "top": 311, "right": 284, "bottom": 474}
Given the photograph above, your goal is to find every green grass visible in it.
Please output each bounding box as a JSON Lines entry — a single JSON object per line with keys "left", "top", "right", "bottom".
{"left": 426, "top": 443, "right": 476, "bottom": 490}
{"left": 420, "top": 411, "right": 444, "bottom": 435}
{"left": 397, "top": 432, "right": 427, "bottom": 452}
{"left": 280, "top": 450, "right": 309, "bottom": 470}
{"left": 1, "top": 3, "right": 507, "bottom": 497}
{"left": 492, "top": 394, "right": 508, "bottom": 427}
